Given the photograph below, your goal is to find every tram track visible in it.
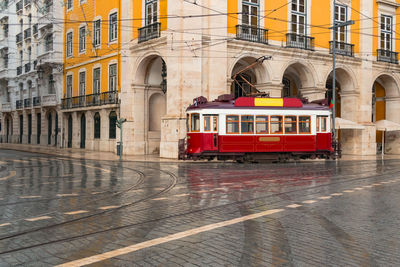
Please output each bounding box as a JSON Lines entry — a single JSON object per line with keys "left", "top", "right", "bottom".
{"left": 0, "top": 161, "right": 399, "bottom": 255}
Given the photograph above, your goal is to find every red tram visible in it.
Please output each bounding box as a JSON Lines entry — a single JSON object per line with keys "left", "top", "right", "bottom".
{"left": 182, "top": 95, "right": 335, "bottom": 161}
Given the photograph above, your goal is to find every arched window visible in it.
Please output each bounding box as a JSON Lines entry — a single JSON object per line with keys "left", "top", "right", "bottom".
{"left": 109, "top": 111, "right": 117, "bottom": 139}
{"left": 94, "top": 112, "right": 101, "bottom": 139}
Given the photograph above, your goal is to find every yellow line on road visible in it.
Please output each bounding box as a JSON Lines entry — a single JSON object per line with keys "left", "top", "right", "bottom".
{"left": 98, "top": 206, "right": 120, "bottom": 210}
{"left": 0, "top": 223, "right": 11, "bottom": 227}
{"left": 19, "top": 196, "right": 41, "bottom": 199}
{"left": 286, "top": 204, "right": 302, "bottom": 208}
{"left": 302, "top": 200, "right": 317, "bottom": 204}
{"left": 318, "top": 196, "right": 332, "bottom": 200}
{"left": 56, "top": 208, "right": 284, "bottom": 267}
{"left": 64, "top": 210, "right": 88, "bottom": 215}
{"left": 0, "top": 171, "right": 16, "bottom": 181}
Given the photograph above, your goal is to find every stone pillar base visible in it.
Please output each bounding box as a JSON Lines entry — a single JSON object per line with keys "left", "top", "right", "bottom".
{"left": 160, "top": 116, "right": 186, "bottom": 159}
{"left": 300, "top": 87, "right": 327, "bottom": 102}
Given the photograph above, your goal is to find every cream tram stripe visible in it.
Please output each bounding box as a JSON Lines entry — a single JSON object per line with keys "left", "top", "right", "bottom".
{"left": 56, "top": 209, "right": 284, "bottom": 267}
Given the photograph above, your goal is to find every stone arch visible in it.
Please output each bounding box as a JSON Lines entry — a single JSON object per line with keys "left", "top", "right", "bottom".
{"left": 229, "top": 55, "right": 270, "bottom": 98}
{"left": 371, "top": 73, "right": 400, "bottom": 154}
{"left": 133, "top": 51, "right": 164, "bottom": 85}
{"left": 280, "top": 60, "right": 318, "bottom": 99}
{"left": 149, "top": 93, "right": 166, "bottom": 132}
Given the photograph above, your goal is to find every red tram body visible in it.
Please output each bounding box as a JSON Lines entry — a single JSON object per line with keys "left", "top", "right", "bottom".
{"left": 183, "top": 95, "right": 334, "bottom": 161}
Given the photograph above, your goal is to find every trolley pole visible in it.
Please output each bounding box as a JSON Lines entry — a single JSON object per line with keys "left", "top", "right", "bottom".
{"left": 329, "top": 3, "right": 354, "bottom": 147}
{"left": 116, "top": 118, "right": 127, "bottom": 160}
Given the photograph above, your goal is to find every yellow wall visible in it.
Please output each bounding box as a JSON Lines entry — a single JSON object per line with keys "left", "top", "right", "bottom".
{"left": 64, "top": 0, "right": 121, "bottom": 97}
{"left": 350, "top": 0, "right": 361, "bottom": 54}
{"left": 132, "top": 0, "right": 168, "bottom": 40}
{"left": 310, "top": 0, "right": 330, "bottom": 49}
{"left": 373, "top": 1, "right": 379, "bottom": 57}
{"left": 227, "top": 0, "right": 238, "bottom": 35}
{"left": 265, "top": 0, "right": 287, "bottom": 43}
{"left": 375, "top": 82, "right": 386, "bottom": 143}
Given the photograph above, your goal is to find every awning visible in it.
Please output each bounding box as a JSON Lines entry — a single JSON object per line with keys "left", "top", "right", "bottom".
{"left": 374, "top": 120, "right": 400, "bottom": 132}
{"left": 335, "top": 117, "right": 366, "bottom": 130}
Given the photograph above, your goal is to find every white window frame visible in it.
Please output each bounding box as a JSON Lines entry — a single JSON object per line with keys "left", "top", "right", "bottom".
{"left": 79, "top": 71, "right": 86, "bottom": 96}
{"left": 67, "top": 0, "right": 72, "bottom": 10}
{"left": 93, "top": 19, "right": 101, "bottom": 48}
{"left": 291, "top": 0, "right": 306, "bottom": 36}
{"left": 145, "top": 0, "right": 158, "bottom": 26}
{"left": 66, "top": 31, "right": 73, "bottom": 57}
{"left": 66, "top": 74, "right": 73, "bottom": 98}
{"left": 93, "top": 67, "right": 101, "bottom": 94}
{"left": 380, "top": 15, "right": 392, "bottom": 51}
{"left": 334, "top": 4, "right": 347, "bottom": 43}
{"left": 79, "top": 0, "right": 86, "bottom": 6}
{"left": 78, "top": 26, "right": 86, "bottom": 53}
{"left": 108, "top": 63, "right": 117, "bottom": 92}
{"left": 109, "top": 12, "right": 118, "bottom": 42}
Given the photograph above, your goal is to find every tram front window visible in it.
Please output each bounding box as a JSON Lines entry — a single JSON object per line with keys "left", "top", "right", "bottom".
{"left": 191, "top": 113, "right": 200, "bottom": 132}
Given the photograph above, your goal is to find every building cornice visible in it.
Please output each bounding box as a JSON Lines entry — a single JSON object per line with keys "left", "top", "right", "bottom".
{"left": 376, "top": 0, "right": 400, "bottom": 8}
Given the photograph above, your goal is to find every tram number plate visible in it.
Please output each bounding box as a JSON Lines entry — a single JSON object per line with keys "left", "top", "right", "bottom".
{"left": 259, "top": 137, "right": 280, "bottom": 142}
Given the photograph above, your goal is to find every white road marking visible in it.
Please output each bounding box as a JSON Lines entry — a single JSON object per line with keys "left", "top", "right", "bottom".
{"left": 56, "top": 209, "right": 284, "bottom": 267}
{"left": 331, "top": 193, "right": 343, "bottom": 196}
{"left": 0, "top": 171, "right": 17, "bottom": 181}
{"left": 57, "top": 193, "right": 78, "bottom": 197}
{"left": 363, "top": 185, "right": 373, "bottom": 188}
{"left": 73, "top": 163, "right": 111, "bottom": 173}
{"left": 152, "top": 197, "right": 167, "bottom": 201}
{"left": 343, "top": 190, "right": 355, "bottom": 193}
{"left": 64, "top": 210, "right": 88, "bottom": 215}
{"left": 175, "top": 194, "right": 190, "bottom": 197}
{"left": 0, "top": 161, "right": 8, "bottom": 164}
{"left": 25, "top": 216, "right": 52, "bottom": 222}
{"left": 372, "top": 183, "right": 382, "bottom": 186}
{"left": 19, "top": 195, "right": 41, "bottom": 199}
{"left": 354, "top": 187, "right": 364, "bottom": 190}
{"left": 286, "top": 204, "right": 302, "bottom": 208}
{"left": 381, "top": 181, "right": 390, "bottom": 184}
{"left": 98, "top": 206, "right": 120, "bottom": 210}
{"left": 91, "top": 192, "right": 104, "bottom": 195}
{"left": 0, "top": 223, "right": 11, "bottom": 227}
{"left": 13, "top": 159, "right": 29, "bottom": 163}
{"left": 302, "top": 200, "right": 317, "bottom": 204}
{"left": 318, "top": 196, "right": 332, "bottom": 200}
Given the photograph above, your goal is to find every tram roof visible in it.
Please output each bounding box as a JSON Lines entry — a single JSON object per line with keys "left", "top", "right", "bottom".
{"left": 187, "top": 96, "right": 331, "bottom": 111}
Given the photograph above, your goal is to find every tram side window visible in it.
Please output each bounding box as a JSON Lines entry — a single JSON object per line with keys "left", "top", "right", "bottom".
{"left": 226, "top": 115, "right": 239, "bottom": 134}
{"left": 299, "top": 116, "right": 311, "bottom": 134}
{"left": 270, "top": 116, "right": 283, "bottom": 134}
{"left": 213, "top": 117, "right": 218, "bottom": 131}
{"left": 320, "top": 116, "right": 328, "bottom": 132}
{"left": 186, "top": 114, "right": 189, "bottom": 132}
{"left": 256, "top": 116, "right": 269, "bottom": 134}
{"left": 204, "top": 116, "right": 211, "bottom": 131}
{"left": 284, "top": 116, "right": 297, "bottom": 134}
{"left": 241, "top": 115, "right": 254, "bottom": 134}
{"left": 191, "top": 113, "right": 200, "bottom": 132}
{"left": 316, "top": 116, "right": 320, "bottom": 132}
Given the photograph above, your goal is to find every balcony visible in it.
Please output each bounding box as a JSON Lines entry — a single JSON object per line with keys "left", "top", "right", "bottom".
{"left": 41, "top": 94, "right": 57, "bottom": 107}
{"left": 286, "top": 33, "right": 314, "bottom": 51}
{"left": 16, "top": 1, "right": 23, "bottom": 13}
{"left": 24, "top": 98, "right": 31, "bottom": 108}
{"left": 377, "top": 49, "right": 398, "bottom": 64}
{"left": 16, "top": 100, "right": 23, "bottom": 109}
{"left": 0, "top": 68, "right": 8, "bottom": 80}
{"left": 24, "top": 0, "right": 31, "bottom": 7}
{"left": 38, "top": 3, "right": 54, "bottom": 29}
{"left": 329, "top": 41, "right": 354, "bottom": 57}
{"left": 17, "top": 66, "right": 22, "bottom": 75}
{"left": 62, "top": 91, "right": 118, "bottom": 109}
{"left": 24, "top": 62, "right": 31, "bottom": 73}
{"left": 33, "top": 96, "right": 41, "bottom": 106}
{"left": 2, "top": 102, "right": 11, "bottom": 112}
{"left": 235, "top": 25, "right": 268, "bottom": 45}
{"left": 138, "top": 22, "right": 161, "bottom": 43}
{"left": 16, "top": 33, "right": 22, "bottom": 45}
{"left": 24, "top": 28, "right": 31, "bottom": 40}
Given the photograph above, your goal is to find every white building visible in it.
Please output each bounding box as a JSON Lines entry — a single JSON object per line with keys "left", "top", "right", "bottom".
{"left": 0, "top": 0, "right": 63, "bottom": 146}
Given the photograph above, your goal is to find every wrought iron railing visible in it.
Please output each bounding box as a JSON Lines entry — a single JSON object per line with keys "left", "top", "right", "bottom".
{"left": 138, "top": 22, "right": 161, "bottom": 43}
{"left": 61, "top": 91, "right": 118, "bottom": 109}
{"left": 16, "top": 100, "right": 23, "bottom": 109}
{"left": 236, "top": 25, "right": 268, "bottom": 44}
{"left": 17, "top": 66, "right": 22, "bottom": 75}
{"left": 33, "top": 96, "right": 41, "bottom": 106}
{"left": 286, "top": 33, "right": 314, "bottom": 51}
{"left": 24, "top": 62, "right": 31, "bottom": 73}
{"left": 16, "top": 33, "right": 22, "bottom": 44}
{"left": 24, "top": 28, "right": 31, "bottom": 40}
{"left": 24, "top": 98, "right": 31, "bottom": 108}
{"left": 377, "top": 49, "right": 399, "bottom": 64}
{"left": 329, "top": 41, "right": 354, "bottom": 57}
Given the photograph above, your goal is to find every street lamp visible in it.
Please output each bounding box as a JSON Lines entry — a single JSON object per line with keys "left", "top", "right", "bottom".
{"left": 330, "top": 2, "right": 354, "bottom": 153}
{"left": 160, "top": 59, "right": 167, "bottom": 94}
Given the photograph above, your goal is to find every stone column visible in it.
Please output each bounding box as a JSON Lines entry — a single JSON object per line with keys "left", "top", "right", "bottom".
{"left": 72, "top": 111, "right": 80, "bottom": 148}
{"left": 300, "top": 87, "right": 327, "bottom": 102}
{"left": 40, "top": 109, "right": 48, "bottom": 145}
{"left": 384, "top": 97, "right": 400, "bottom": 154}
{"left": 256, "top": 82, "right": 283, "bottom": 97}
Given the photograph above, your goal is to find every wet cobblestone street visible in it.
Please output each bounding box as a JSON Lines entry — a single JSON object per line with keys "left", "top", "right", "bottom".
{"left": 0, "top": 149, "right": 400, "bottom": 266}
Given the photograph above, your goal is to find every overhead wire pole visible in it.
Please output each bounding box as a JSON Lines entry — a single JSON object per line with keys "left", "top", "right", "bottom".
{"left": 330, "top": 0, "right": 354, "bottom": 156}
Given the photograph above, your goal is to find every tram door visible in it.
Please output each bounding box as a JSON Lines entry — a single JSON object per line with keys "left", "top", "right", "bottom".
{"left": 204, "top": 115, "right": 219, "bottom": 151}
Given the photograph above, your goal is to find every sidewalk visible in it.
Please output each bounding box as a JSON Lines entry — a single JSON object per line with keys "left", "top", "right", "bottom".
{"left": 0, "top": 143, "right": 181, "bottom": 162}
{"left": 1, "top": 143, "right": 399, "bottom": 162}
